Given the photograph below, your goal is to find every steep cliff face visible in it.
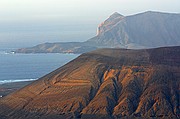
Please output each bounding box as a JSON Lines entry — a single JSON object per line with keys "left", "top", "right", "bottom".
{"left": 88, "top": 11, "right": 180, "bottom": 48}
{"left": 0, "top": 46, "right": 180, "bottom": 119}
{"left": 96, "top": 12, "right": 124, "bottom": 35}
{"left": 15, "top": 11, "right": 180, "bottom": 53}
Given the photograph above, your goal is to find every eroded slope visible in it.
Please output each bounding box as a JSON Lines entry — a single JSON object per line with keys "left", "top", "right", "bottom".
{"left": 0, "top": 46, "right": 180, "bottom": 119}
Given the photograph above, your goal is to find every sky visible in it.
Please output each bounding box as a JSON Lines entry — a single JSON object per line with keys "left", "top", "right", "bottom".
{"left": 0, "top": 0, "right": 180, "bottom": 48}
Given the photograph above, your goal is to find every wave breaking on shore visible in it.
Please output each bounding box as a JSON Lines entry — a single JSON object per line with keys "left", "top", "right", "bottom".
{"left": 0, "top": 78, "right": 37, "bottom": 85}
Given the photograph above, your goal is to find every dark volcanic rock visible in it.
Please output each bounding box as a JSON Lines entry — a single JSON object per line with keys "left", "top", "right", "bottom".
{"left": 0, "top": 46, "right": 180, "bottom": 119}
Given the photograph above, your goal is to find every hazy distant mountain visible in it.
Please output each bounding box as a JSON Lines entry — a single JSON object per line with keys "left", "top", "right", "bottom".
{"left": 1, "top": 46, "right": 179, "bottom": 118}
{"left": 15, "top": 11, "right": 180, "bottom": 53}
{"left": 87, "top": 11, "right": 180, "bottom": 48}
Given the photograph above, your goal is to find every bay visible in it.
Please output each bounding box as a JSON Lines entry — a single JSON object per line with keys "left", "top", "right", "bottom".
{"left": 0, "top": 49, "right": 79, "bottom": 84}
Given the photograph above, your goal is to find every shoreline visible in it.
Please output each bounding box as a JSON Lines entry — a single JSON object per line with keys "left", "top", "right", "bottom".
{"left": 0, "top": 81, "right": 33, "bottom": 98}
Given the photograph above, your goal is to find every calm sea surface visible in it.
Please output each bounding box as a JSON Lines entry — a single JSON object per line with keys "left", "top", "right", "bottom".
{"left": 0, "top": 49, "right": 79, "bottom": 84}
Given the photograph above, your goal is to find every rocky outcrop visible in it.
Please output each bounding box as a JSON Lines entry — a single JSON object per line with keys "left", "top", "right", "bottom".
{"left": 0, "top": 46, "right": 180, "bottom": 119}
{"left": 96, "top": 12, "right": 124, "bottom": 35}
{"left": 15, "top": 11, "right": 180, "bottom": 53}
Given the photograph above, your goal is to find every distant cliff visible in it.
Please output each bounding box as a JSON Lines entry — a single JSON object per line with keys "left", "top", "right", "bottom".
{"left": 15, "top": 11, "right": 180, "bottom": 53}
{"left": 88, "top": 11, "right": 180, "bottom": 48}
{"left": 1, "top": 46, "right": 180, "bottom": 118}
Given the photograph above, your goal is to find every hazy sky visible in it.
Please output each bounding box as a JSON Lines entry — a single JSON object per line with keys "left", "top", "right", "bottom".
{"left": 0, "top": 0, "right": 180, "bottom": 48}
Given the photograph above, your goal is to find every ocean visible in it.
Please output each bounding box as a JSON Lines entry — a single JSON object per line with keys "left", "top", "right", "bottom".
{"left": 0, "top": 49, "right": 79, "bottom": 84}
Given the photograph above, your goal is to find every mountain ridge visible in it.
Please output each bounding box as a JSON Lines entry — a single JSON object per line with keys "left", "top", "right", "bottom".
{"left": 88, "top": 11, "right": 180, "bottom": 48}
{"left": 1, "top": 46, "right": 180, "bottom": 119}
{"left": 15, "top": 11, "right": 180, "bottom": 53}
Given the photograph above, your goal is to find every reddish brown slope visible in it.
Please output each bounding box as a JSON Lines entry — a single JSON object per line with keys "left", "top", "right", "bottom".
{"left": 0, "top": 46, "right": 180, "bottom": 119}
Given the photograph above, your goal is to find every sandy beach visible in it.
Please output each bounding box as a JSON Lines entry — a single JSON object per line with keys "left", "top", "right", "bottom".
{"left": 0, "top": 81, "right": 33, "bottom": 98}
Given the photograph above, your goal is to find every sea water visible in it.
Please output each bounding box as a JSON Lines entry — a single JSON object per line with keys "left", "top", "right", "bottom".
{"left": 0, "top": 49, "right": 79, "bottom": 84}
